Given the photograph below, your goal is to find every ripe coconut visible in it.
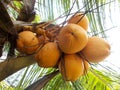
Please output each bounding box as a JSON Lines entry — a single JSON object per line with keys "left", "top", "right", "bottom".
{"left": 35, "top": 42, "right": 61, "bottom": 68}
{"left": 68, "top": 12, "right": 89, "bottom": 30}
{"left": 57, "top": 24, "right": 88, "bottom": 54}
{"left": 58, "top": 54, "right": 84, "bottom": 81}
{"left": 17, "top": 31, "right": 39, "bottom": 54}
{"left": 81, "top": 36, "right": 111, "bottom": 63}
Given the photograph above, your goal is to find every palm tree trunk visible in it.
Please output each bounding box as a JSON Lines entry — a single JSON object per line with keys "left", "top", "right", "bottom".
{"left": 0, "top": 55, "right": 35, "bottom": 81}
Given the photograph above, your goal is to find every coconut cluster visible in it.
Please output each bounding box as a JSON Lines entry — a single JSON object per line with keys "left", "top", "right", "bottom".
{"left": 16, "top": 12, "right": 111, "bottom": 82}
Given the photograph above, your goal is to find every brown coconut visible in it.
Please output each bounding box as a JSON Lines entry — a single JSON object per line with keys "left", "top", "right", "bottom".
{"left": 58, "top": 54, "right": 84, "bottom": 81}
{"left": 35, "top": 42, "right": 61, "bottom": 68}
{"left": 81, "top": 36, "right": 111, "bottom": 63}
{"left": 57, "top": 24, "right": 88, "bottom": 54}
{"left": 17, "top": 31, "right": 39, "bottom": 54}
{"left": 68, "top": 12, "right": 89, "bottom": 30}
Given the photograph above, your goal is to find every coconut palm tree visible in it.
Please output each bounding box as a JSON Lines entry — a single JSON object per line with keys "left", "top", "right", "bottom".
{"left": 0, "top": 0, "right": 120, "bottom": 90}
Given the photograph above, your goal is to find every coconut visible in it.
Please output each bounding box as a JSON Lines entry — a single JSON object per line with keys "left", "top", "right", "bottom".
{"left": 58, "top": 54, "right": 84, "bottom": 81}
{"left": 17, "top": 31, "right": 39, "bottom": 54}
{"left": 35, "top": 42, "right": 61, "bottom": 68}
{"left": 68, "top": 12, "right": 89, "bottom": 30}
{"left": 57, "top": 24, "right": 88, "bottom": 54}
{"left": 81, "top": 36, "right": 111, "bottom": 63}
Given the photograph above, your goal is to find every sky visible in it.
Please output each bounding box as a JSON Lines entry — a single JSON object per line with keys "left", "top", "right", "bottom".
{"left": 106, "top": 28, "right": 120, "bottom": 67}
{"left": 103, "top": 2, "right": 120, "bottom": 67}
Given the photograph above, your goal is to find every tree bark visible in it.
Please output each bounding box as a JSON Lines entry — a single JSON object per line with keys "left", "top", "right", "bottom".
{"left": 0, "top": 55, "right": 36, "bottom": 81}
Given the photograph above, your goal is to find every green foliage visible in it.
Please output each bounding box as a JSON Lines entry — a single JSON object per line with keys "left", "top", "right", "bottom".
{"left": 13, "top": 64, "right": 56, "bottom": 89}
{"left": 42, "top": 67, "right": 117, "bottom": 90}
{"left": 13, "top": 1, "right": 23, "bottom": 9}
{"left": 61, "top": 0, "right": 71, "bottom": 12}
{"left": 0, "top": 81, "right": 14, "bottom": 90}
{"left": 81, "top": 70, "right": 112, "bottom": 90}
{"left": 32, "top": 14, "right": 41, "bottom": 23}
{"left": 7, "top": 1, "right": 23, "bottom": 19}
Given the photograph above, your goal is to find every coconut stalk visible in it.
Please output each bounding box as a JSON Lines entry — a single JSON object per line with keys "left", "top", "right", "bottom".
{"left": 0, "top": 55, "right": 36, "bottom": 81}
{"left": 25, "top": 70, "right": 59, "bottom": 90}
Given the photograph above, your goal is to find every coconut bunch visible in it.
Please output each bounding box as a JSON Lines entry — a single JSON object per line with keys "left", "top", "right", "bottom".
{"left": 16, "top": 12, "right": 111, "bottom": 82}
{"left": 16, "top": 22, "right": 62, "bottom": 68}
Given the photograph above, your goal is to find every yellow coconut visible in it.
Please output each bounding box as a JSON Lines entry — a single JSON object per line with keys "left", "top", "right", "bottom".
{"left": 68, "top": 12, "right": 89, "bottom": 30}
{"left": 35, "top": 42, "right": 61, "bottom": 68}
{"left": 81, "top": 36, "right": 111, "bottom": 63}
{"left": 57, "top": 24, "right": 88, "bottom": 54}
{"left": 58, "top": 54, "right": 84, "bottom": 81}
{"left": 17, "top": 31, "right": 39, "bottom": 54}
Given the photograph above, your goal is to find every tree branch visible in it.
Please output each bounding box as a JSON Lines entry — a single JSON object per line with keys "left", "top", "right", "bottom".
{"left": 0, "top": 55, "right": 36, "bottom": 81}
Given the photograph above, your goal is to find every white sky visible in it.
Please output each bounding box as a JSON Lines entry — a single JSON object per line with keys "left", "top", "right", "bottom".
{"left": 106, "top": 27, "right": 120, "bottom": 67}
{"left": 103, "top": 1, "right": 120, "bottom": 68}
